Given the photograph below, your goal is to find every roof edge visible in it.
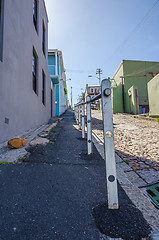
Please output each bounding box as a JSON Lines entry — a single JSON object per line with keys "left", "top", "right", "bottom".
{"left": 112, "top": 60, "right": 123, "bottom": 79}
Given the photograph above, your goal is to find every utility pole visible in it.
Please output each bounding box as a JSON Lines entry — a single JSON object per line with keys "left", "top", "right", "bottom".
{"left": 96, "top": 68, "right": 102, "bottom": 85}
{"left": 120, "top": 76, "right": 125, "bottom": 113}
{"left": 96, "top": 68, "right": 102, "bottom": 110}
{"left": 71, "top": 86, "right": 72, "bottom": 108}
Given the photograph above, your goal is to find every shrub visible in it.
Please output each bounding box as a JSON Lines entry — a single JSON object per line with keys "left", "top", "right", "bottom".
{"left": 156, "top": 118, "right": 159, "bottom": 122}
{"left": 64, "top": 87, "right": 67, "bottom": 95}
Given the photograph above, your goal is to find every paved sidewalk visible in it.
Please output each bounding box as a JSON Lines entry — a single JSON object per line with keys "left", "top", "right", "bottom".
{"left": 0, "top": 117, "right": 62, "bottom": 163}
{"left": 92, "top": 131, "right": 159, "bottom": 235}
{"left": 0, "top": 109, "right": 155, "bottom": 240}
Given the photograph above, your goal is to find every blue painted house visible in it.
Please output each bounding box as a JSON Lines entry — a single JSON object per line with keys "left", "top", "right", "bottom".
{"left": 48, "top": 49, "right": 67, "bottom": 116}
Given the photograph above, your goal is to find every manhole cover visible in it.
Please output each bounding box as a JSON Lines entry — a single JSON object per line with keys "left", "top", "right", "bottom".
{"left": 146, "top": 183, "right": 159, "bottom": 209}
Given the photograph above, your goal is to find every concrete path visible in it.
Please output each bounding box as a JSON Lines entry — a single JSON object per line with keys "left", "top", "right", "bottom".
{"left": 0, "top": 109, "right": 152, "bottom": 240}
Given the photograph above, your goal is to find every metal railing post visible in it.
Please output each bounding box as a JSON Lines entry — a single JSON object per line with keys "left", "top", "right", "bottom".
{"left": 79, "top": 106, "right": 81, "bottom": 129}
{"left": 86, "top": 96, "right": 92, "bottom": 155}
{"left": 75, "top": 106, "right": 77, "bottom": 123}
{"left": 82, "top": 101, "right": 85, "bottom": 138}
{"left": 76, "top": 106, "right": 78, "bottom": 123}
{"left": 74, "top": 106, "right": 76, "bottom": 122}
{"left": 101, "top": 79, "right": 119, "bottom": 209}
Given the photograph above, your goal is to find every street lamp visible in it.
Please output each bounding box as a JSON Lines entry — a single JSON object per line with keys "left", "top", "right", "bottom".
{"left": 88, "top": 75, "right": 99, "bottom": 84}
{"left": 88, "top": 68, "right": 102, "bottom": 85}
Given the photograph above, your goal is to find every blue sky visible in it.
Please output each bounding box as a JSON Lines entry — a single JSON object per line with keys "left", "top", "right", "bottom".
{"left": 45, "top": 0, "right": 159, "bottom": 105}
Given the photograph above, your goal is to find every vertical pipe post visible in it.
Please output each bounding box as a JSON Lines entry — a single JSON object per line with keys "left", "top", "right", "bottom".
{"left": 74, "top": 106, "right": 76, "bottom": 120}
{"left": 75, "top": 106, "right": 77, "bottom": 123}
{"left": 79, "top": 105, "right": 81, "bottom": 129}
{"left": 82, "top": 101, "right": 85, "bottom": 138}
{"left": 101, "top": 79, "right": 119, "bottom": 209}
{"left": 76, "top": 106, "right": 79, "bottom": 124}
{"left": 86, "top": 96, "right": 92, "bottom": 155}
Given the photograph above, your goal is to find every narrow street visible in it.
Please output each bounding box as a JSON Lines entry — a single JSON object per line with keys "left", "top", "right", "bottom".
{"left": 0, "top": 110, "right": 152, "bottom": 240}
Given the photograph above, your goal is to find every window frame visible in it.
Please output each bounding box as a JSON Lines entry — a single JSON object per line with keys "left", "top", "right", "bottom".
{"left": 0, "top": 0, "right": 1, "bottom": 24}
{"left": 33, "top": 0, "right": 38, "bottom": 32}
{"left": 42, "top": 70, "right": 45, "bottom": 105}
{"left": 32, "top": 48, "right": 38, "bottom": 95}
{"left": 0, "top": 0, "right": 4, "bottom": 61}
{"left": 42, "top": 20, "right": 46, "bottom": 56}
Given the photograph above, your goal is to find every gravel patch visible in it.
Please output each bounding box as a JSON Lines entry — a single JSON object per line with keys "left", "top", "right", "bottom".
{"left": 91, "top": 110, "right": 159, "bottom": 178}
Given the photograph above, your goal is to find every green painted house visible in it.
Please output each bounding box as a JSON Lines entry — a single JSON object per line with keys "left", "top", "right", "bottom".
{"left": 147, "top": 74, "right": 159, "bottom": 117}
{"left": 111, "top": 60, "right": 159, "bottom": 114}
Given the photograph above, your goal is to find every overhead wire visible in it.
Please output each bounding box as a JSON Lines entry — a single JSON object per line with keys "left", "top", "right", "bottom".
{"left": 105, "top": 0, "right": 159, "bottom": 63}
{"left": 66, "top": 69, "right": 95, "bottom": 74}
{"left": 66, "top": 1, "right": 159, "bottom": 83}
{"left": 124, "top": 62, "right": 159, "bottom": 77}
{"left": 67, "top": 62, "right": 159, "bottom": 79}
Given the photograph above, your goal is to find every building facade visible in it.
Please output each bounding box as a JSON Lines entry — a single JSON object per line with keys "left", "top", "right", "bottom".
{"left": 85, "top": 84, "right": 101, "bottom": 97}
{"left": 111, "top": 60, "right": 159, "bottom": 114}
{"left": 147, "top": 74, "right": 159, "bottom": 117}
{"left": 48, "top": 49, "right": 67, "bottom": 116}
{"left": 0, "top": 0, "right": 51, "bottom": 143}
{"left": 84, "top": 84, "right": 101, "bottom": 109}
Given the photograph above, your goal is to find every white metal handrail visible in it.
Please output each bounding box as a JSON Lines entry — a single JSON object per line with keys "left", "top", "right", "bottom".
{"left": 75, "top": 93, "right": 101, "bottom": 107}
{"left": 74, "top": 79, "right": 119, "bottom": 210}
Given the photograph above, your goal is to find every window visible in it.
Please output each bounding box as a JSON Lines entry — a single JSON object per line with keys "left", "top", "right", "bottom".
{"left": 0, "top": 0, "right": 4, "bottom": 61}
{"left": 32, "top": 48, "right": 38, "bottom": 94}
{"left": 51, "top": 89, "right": 53, "bottom": 117}
{"left": 42, "top": 70, "right": 45, "bottom": 105}
{"left": 91, "top": 88, "right": 94, "bottom": 93}
{"left": 33, "top": 0, "right": 38, "bottom": 32}
{"left": 42, "top": 21, "right": 45, "bottom": 56}
{"left": 0, "top": 0, "right": 1, "bottom": 23}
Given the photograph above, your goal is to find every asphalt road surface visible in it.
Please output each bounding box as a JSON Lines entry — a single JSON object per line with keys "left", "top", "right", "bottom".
{"left": 0, "top": 109, "right": 151, "bottom": 240}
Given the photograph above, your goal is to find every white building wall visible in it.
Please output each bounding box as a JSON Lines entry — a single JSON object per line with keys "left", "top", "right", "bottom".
{"left": 59, "top": 80, "right": 66, "bottom": 115}
{"left": 0, "top": 0, "right": 51, "bottom": 143}
{"left": 59, "top": 56, "right": 67, "bottom": 115}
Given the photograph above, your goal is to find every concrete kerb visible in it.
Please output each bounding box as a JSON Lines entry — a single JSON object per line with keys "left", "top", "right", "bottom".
{"left": 133, "top": 114, "right": 158, "bottom": 122}
{"left": 91, "top": 130, "right": 159, "bottom": 238}
{"left": 0, "top": 118, "right": 63, "bottom": 164}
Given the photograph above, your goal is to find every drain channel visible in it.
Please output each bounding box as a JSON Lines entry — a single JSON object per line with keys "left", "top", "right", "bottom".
{"left": 146, "top": 183, "right": 159, "bottom": 209}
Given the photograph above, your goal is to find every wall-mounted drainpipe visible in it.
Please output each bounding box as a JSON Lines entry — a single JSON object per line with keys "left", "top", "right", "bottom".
{"left": 120, "top": 76, "right": 125, "bottom": 113}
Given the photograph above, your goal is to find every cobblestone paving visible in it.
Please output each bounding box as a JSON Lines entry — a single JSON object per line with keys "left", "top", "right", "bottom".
{"left": 91, "top": 110, "right": 159, "bottom": 178}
